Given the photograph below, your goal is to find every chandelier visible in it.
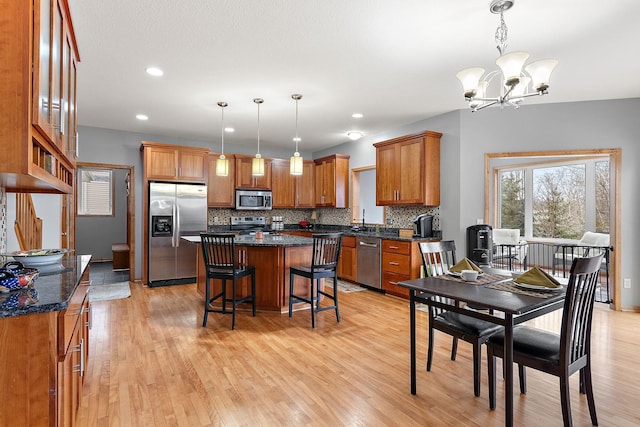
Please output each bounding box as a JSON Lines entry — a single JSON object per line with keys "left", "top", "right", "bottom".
{"left": 456, "top": 0, "right": 558, "bottom": 112}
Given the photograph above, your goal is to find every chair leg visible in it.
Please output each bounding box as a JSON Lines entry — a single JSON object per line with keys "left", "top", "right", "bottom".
{"left": 426, "top": 314, "right": 435, "bottom": 372}
{"left": 451, "top": 337, "right": 459, "bottom": 361}
{"left": 583, "top": 363, "right": 599, "bottom": 426}
{"left": 310, "top": 278, "right": 315, "bottom": 328}
{"left": 559, "top": 374, "right": 573, "bottom": 427}
{"left": 288, "top": 271, "right": 294, "bottom": 317}
{"left": 251, "top": 272, "right": 256, "bottom": 317}
{"left": 472, "top": 342, "right": 481, "bottom": 397}
{"left": 231, "top": 278, "right": 237, "bottom": 330}
{"left": 221, "top": 279, "right": 227, "bottom": 313}
{"left": 487, "top": 345, "right": 497, "bottom": 410}
{"left": 518, "top": 364, "right": 527, "bottom": 394}
{"left": 579, "top": 368, "right": 585, "bottom": 394}
{"left": 333, "top": 274, "right": 340, "bottom": 322}
{"left": 202, "top": 278, "right": 210, "bottom": 327}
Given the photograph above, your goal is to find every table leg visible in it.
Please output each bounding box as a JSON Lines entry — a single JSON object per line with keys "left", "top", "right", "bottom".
{"left": 410, "top": 289, "right": 416, "bottom": 395}
{"left": 505, "top": 313, "right": 514, "bottom": 427}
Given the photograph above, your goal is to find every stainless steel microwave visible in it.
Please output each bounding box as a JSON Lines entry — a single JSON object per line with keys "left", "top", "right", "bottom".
{"left": 235, "top": 189, "right": 272, "bottom": 210}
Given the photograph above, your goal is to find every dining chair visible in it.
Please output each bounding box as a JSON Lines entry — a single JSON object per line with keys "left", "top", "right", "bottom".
{"left": 486, "top": 253, "right": 604, "bottom": 426}
{"left": 288, "top": 233, "right": 342, "bottom": 328}
{"left": 418, "top": 240, "right": 503, "bottom": 397}
{"left": 199, "top": 233, "right": 256, "bottom": 330}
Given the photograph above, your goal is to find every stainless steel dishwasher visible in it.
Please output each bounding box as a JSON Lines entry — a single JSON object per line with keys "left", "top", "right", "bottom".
{"left": 356, "top": 236, "right": 382, "bottom": 289}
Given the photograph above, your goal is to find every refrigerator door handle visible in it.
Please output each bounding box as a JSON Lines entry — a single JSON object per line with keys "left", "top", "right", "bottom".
{"left": 172, "top": 203, "right": 178, "bottom": 247}
{"left": 175, "top": 201, "right": 180, "bottom": 247}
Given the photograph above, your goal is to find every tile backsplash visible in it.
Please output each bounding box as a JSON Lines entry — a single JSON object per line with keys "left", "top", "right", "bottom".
{"left": 208, "top": 206, "right": 440, "bottom": 231}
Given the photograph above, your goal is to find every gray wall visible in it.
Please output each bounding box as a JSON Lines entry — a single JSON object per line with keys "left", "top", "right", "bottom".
{"left": 75, "top": 168, "right": 128, "bottom": 260}
{"left": 78, "top": 97, "right": 640, "bottom": 307}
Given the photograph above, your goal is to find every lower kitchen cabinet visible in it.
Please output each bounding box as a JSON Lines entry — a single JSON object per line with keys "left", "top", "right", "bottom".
{"left": 381, "top": 239, "right": 424, "bottom": 298}
{"left": 338, "top": 235, "right": 357, "bottom": 282}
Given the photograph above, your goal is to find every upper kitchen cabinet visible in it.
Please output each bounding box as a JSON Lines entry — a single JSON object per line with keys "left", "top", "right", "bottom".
{"left": 0, "top": 0, "right": 79, "bottom": 193}
{"left": 272, "top": 159, "right": 315, "bottom": 208}
{"left": 235, "top": 154, "right": 272, "bottom": 190}
{"left": 207, "top": 153, "right": 235, "bottom": 208}
{"left": 141, "top": 141, "right": 209, "bottom": 183}
{"left": 314, "top": 154, "right": 350, "bottom": 208}
{"left": 374, "top": 130, "right": 441, "bottom": 206}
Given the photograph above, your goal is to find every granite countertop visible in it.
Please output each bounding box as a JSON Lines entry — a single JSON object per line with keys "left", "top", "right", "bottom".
{"left": 182, "top": 234, "right": 314, "bottom": 247}
{"left": 0, "top": 255, "right": 92, "bottom": 319}
{"left": 206, "top": 224, "right": 441, "bottom": 242}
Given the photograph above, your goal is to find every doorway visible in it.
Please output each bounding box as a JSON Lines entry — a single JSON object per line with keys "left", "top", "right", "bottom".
{"left": 74, "top": 162, "right": 135, "bottom": 282}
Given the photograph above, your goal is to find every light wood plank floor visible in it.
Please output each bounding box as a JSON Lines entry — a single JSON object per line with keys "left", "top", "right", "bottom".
{"left": 77, "top": 283, "right": 640, "bottom": 426}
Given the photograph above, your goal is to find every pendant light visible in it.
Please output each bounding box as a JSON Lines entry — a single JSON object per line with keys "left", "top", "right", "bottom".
{"left": 252, "top": 98, "right": 265, "bottom": 176}
{"left": 290, "top": 94, "right": 303, "bottom": 175}
{"left": 215, "top": 102, "right": 229, "bottom": 176}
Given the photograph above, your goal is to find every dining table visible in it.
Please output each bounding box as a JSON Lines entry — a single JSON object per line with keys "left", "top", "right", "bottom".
{"left": 397, "top": 268, "right": 566, "bottom": 427}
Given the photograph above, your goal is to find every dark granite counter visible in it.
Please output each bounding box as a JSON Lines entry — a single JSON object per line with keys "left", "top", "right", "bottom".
{"left": 183, "top": 234, "right": 313, "bottom": 247}
{"left": 0, "top": 255, "right": 92, "bottom": 318}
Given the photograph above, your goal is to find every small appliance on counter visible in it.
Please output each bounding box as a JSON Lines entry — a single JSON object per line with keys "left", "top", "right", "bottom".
{"left": 412, "top": 214, "right": 434, "bottom": 238}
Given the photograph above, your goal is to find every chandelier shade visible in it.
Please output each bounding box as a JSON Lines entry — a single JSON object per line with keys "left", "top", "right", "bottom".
{"left": 215, "top": 101, "right": 229, "bottom": 176}
{"left": 290, "top": 94, "right": 304, "bottom": 175}
{"left": 456, "top": 0, "right": 558, "bottom": 112}
{"left": 252, "top": 98, "right": 265, "bottom": 176}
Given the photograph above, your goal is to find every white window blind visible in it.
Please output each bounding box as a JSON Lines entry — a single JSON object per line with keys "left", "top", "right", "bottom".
{"left": 78, "top": 168, "right": 113, "bottom": 215}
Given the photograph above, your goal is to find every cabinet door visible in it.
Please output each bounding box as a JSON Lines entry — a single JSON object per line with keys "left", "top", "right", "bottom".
{"left": 338, "top": 246, "right": 357, "bottom": 281}
{"left": 51, "top": 0, "right": 64, "bottom": 148}
{"left": 178, "top": 151, "right": 207, "bottom": 181}
{"left": 58, "top": 319, "right": 82, "bottom": 427}
{"left": 295, "top": 161, "right": 315, "bottom": 208}
{"left": 146, "top": 146, "right": 178, "bottom": 179}
{"left": 271, "top": 160, "right": 296, "bottom": 208}
{"left": 315, "top": 160, "right": 335, "bottom": 206}
{"left": 207, "top": 154, "right": 235, "bottom": 207}
{"left": 376, "top": 144, "right": 398, "bottom": 205}
{"left": 32, "top": 0, "right": 54, "bottom": 139}
{"left": 397, "top": 137, "right": 424, "bottom": 204}
{"left": 235, "top": 157, "right": 271, "bottom": 189}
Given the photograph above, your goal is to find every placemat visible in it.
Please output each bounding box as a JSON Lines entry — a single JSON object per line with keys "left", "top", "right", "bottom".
{"left": 485, "top": 281, "right": 563, "bottom": 299}
{"left": 438, "top": 272, "right": 510, "bottom": 286}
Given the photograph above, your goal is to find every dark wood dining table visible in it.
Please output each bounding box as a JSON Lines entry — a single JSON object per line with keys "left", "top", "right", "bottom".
{"left": 398, "top": 269, "right": 566, "bottom": 427}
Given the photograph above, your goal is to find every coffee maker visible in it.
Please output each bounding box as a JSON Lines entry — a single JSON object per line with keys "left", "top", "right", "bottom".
{"left": 413, "top": 214, "right": 434, "bottom": 238}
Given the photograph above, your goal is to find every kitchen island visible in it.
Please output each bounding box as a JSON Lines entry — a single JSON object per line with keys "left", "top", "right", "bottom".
{"left": 183, "top": 234, "right": 316, "bottom": 312}
{"left": 0, "top": 254, "right": 92, "bottom": 426}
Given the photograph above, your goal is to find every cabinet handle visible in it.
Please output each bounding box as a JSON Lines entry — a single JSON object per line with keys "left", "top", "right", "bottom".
{"left": 80, "top": 338, "right": 85, "bottom": 377}
{"left": 389, "top": 245, "right": 399, "bottom": 249}
{"left": 85, "top": 303, "right": 92, "bottom": 329}
{"left": 389, "top": 281, "right": 398, "bottom": 285}
{"left": 389, "top": 262, "right": 400, "bottom": 266}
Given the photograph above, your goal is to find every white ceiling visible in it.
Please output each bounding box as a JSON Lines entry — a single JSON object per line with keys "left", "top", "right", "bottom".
{"left": 68, "top": 0, "right": 640, "bottom": 155}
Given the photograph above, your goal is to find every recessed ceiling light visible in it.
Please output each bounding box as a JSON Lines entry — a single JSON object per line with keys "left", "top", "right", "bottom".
{"left": 136, "top": 114, "right": 148, "bottom": 121}
{"left": 145, "top": 67, "right": 163, "bottom": 76}
{"left": 352, "top": 113, "right": 363, "bottom": 118}
{"left": 347, "top": 131, "right": 363, "bottom": 140}
{"left": 224, "top": 127, "right": 234, "bottom": 133}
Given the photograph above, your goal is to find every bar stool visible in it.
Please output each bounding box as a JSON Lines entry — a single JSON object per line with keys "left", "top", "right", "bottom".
{"left": 288, "top": 233, "right": 342, "bottom": 328}
{"left": 200, "top": 233, "right": 256, "bottom": 330}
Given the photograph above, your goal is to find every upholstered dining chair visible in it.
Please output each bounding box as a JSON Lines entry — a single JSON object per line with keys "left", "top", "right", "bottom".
{"left": 417, "top": 240, "right": 503, "bottom": 397}
{"left": 486, "top": 254, "right": 604, "bottom": 426}
{"left": 199, "top": 233, "right": 256, "bottom": 330}
{"left": 289, "top": 233, "right": 342, "bottom": 328}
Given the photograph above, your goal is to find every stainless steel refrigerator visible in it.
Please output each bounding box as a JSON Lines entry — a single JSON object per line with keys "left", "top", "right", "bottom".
{"left": 148, "top": 182, "right": 207, "bottom": 286}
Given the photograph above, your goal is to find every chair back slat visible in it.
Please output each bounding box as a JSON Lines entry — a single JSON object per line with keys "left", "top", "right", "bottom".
{"left": 200, "top": 233, "right": 237, "bottom": 270}
{"left": 311, "top": 233, "right": 343, "bottom": 270}
{"left": 419, "top": 240, "right": 457, "bottom": 277}
{"left": 560, "top": 254, "right": 604, "bottom": 365}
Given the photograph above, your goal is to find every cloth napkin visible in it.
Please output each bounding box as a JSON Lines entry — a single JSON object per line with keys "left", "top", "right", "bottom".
{"left": 449, "top": 258, "right": 482, "bottom": 273}
{"left": 514, "top": 267, "right": 562, "bottom": 288}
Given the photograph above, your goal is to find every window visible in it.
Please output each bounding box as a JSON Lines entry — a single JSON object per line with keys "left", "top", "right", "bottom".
{"left": 77, "top": 168, "right": 113, "bottom": 216}
{"left": 496, "top": 158, "right": 609, "bottom": 240}
{"left": 351, "top": 166, "right": 384, "bottom": 225}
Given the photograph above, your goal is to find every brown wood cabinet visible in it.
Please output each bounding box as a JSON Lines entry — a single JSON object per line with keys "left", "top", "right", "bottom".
{"left": 338, "top": 235, "right": 357, "bottom": 282}
{"left": 141, "top": 141, "right": 209, "bottom": 183}
{"left": 314, "top": 154, "right": 350, "bottom": 208}
{"left": 207, "top": 153, "right": 236, "bottom": 207}
{"left": 381, "top": 239, "right": 424, "bottom": 298}
{"left": 272, "top": 159, "right": 315, "bottom": 208}
{"left": 0, "top": 0, "right": 79, "bottom": 193}
{"left": 374, "top": 131, "right": 441, "bottom": 206}
{"left": 0, "top": 264, "right": 90, "bottom": 427}
{"left": 235, "top": 154, "right": 272, "bottom": 190}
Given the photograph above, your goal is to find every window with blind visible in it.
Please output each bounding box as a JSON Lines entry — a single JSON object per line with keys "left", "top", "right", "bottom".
{"left": 77, "top": 168, "right": 113, "bottom": 216}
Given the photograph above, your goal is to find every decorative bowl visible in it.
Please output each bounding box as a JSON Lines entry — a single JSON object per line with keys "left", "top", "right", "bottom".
{"left": 6, "top": 249, "right": 73, "bottom": 267}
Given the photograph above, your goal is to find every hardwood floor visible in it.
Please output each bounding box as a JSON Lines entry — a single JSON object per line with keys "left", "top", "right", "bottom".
{"left": 77, "top": 283, "right": 640, "bottom": 426}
